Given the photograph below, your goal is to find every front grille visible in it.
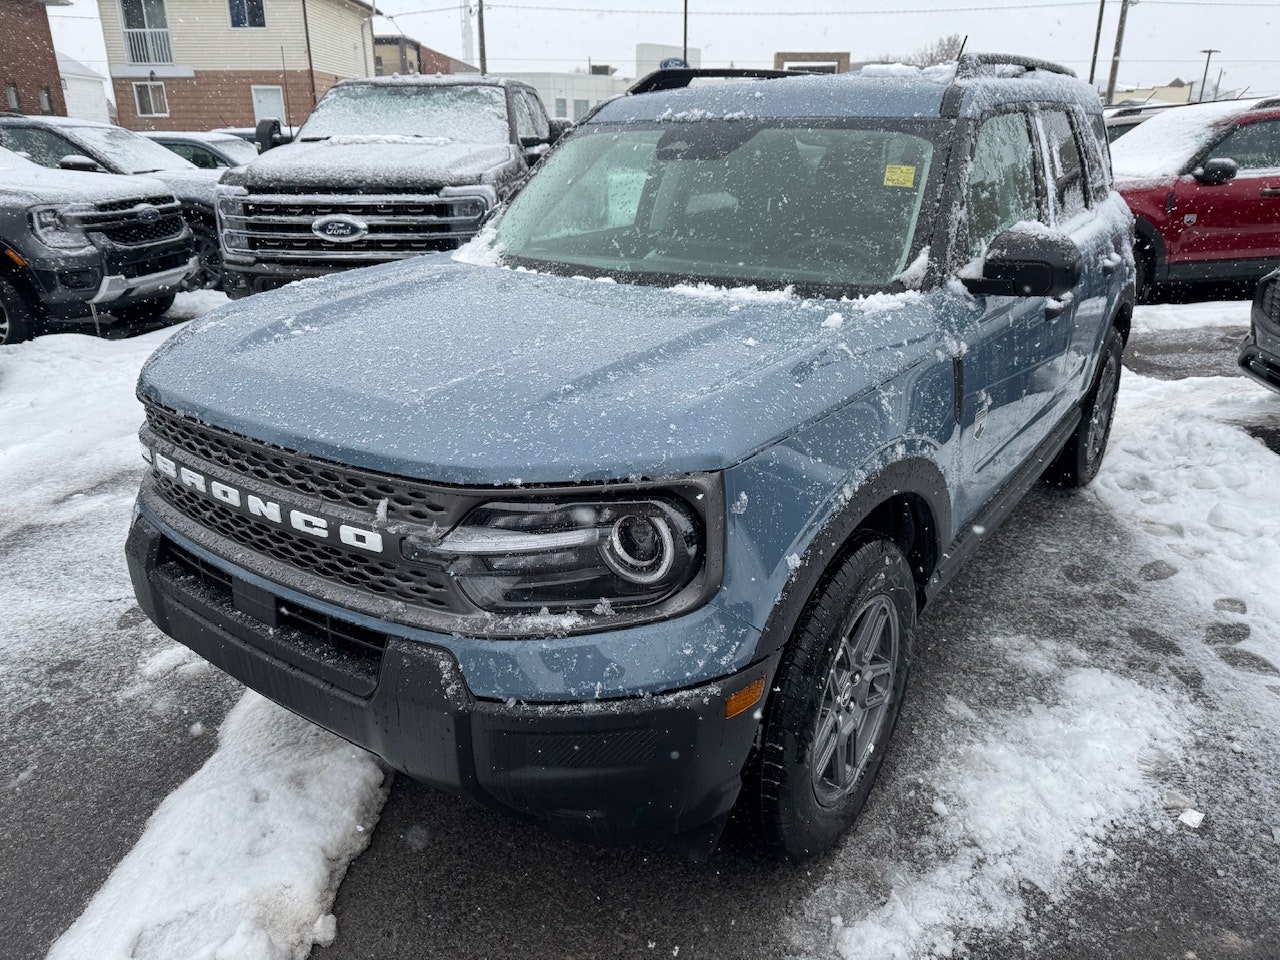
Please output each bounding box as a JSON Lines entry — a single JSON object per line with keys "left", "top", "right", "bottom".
{"left": 120, "top": 249, "right": 188, "bottom": 279}
{"left": 490, "top": 728, "right": 659, "bottom": 769}
{"left": 1261, "top": 276, "right": 1280, "bottom": 331}
{"left": 102, "top": 214, "right": 184, "bottom": 246}
{"left": 96, "top": 194, "right": 173, "bottom": 213}
{"left": 144, "top": 404, "right": 452, "bottom": 524}
{"left": 221, "top": 191, "right": 489, "bottom": 262}
{"left": 153, "top": 472, "right": 453, "bottom": 608}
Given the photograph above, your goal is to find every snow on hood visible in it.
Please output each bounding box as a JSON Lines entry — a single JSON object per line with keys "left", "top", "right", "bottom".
{"left": 0, "top": 147, "right": 172, "bottom": 205}
{"left": 138, "top": 256, "right": 942, "bottom": 485}
{"left": 1111, "top": 100, "right": 1260, "bottom": 180}
{"left": 143, "top": 167, "right": 221, "bottom": 206}
{"left": 222, "top": 139, "right": 521, "bottom": 190}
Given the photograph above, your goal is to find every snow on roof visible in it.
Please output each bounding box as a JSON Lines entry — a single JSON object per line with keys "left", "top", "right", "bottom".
{"left": 1111, "top": 99, "right": 1264, "bottom": 179}
{"left": 1, "top": 114, "right": 113, "bottom": 129}
{"left": 333, "top": 73, "right": 518, "bottom": 89}
{"left": 56, "top": 53, "right": 106, "bottom": 81}
{"left": 141, "top": 130, "right": 248, "bottom": 143}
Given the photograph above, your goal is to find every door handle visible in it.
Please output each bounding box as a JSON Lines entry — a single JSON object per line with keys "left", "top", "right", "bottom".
{"left": 1263, "top": 187, "right": 1280, "bottom": 197}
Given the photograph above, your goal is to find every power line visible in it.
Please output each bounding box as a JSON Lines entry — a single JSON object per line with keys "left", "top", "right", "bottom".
{"left": 393, "top": 0, "right": 1097, "bottom": 15}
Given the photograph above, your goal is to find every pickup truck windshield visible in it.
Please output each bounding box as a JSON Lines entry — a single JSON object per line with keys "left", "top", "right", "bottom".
{"left": 297, "top": 84, "right": 510, "bottom": 144}
{"left": 493, "top": 120, "right": 941, "bottom": 292}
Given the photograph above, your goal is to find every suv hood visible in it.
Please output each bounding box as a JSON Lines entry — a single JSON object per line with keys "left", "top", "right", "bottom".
{"left": 139, "top": 257, "right": 941, "bottom": 485}
{"left": 222, "top": 140, "right": 521, "bottom": 191}
{"left": 0, "top": 165, "right": 171, "bottom": 206}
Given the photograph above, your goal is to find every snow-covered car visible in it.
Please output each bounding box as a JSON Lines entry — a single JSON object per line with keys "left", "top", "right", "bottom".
{"left": 1111, "top": 98, "right": 1280, "bottom": 298}
{"left": 0, "top": 116, "right": 223, "bottom": 291}
{"left": 1102, "top": 101, "right": 1183, "bottom": 142}
{"left": 0, "top": 147, "right": 195, "bottom": 345}
{"left": 126, "top": 55, "right": 1135, "bottom": 860}
{"left": 1239, "top": 268, "right": 1280, "bottom": 393}
{"left": 215, "top": 75, "right": 561, "bottom": 299}
{"left": 142, "top": 131, "right": 260, "bottom": 171}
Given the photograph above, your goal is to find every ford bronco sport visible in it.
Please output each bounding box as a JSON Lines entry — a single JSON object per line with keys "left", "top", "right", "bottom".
{"left": 127, "top": 56, "right": 1134, "bottom": 860}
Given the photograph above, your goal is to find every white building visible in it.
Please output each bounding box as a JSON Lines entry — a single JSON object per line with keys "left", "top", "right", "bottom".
{"left": 57, "top": 53, "right": 111, "bottom": 122}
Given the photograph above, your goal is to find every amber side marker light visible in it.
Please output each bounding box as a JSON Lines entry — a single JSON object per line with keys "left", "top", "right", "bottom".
{"left": 725, "top": 676, "right": 765, "bottom": 719}
{"left": 4, "top": 249, "right": 25, "bottom": 267}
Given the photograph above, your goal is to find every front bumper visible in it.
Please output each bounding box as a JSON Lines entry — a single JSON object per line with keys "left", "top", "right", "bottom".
{"left": 1239, "top": 332, "right": 1280, "bottom": 395}
{"left": 126, "top": 511, "right": 777, "bottom": 846}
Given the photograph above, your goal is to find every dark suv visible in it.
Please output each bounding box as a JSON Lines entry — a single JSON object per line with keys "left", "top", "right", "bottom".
{"left": 0, "top": 147, "right": 194, "bottom": 345}
{"left": 127, "top": 57, "right": 1134, "bottom": 860}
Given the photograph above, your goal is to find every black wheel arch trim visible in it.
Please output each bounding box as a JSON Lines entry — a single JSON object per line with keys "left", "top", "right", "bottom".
{"left": 1133, "top": 217, "right": 1166, "bottom": 283}
{"left": 752, "top": 456, "right": 951, "bottom": 663}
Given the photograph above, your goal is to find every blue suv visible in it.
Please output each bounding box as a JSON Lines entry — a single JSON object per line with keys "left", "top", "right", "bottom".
{"left": 126, "top": 56, "right": 1134, "bottom": 861}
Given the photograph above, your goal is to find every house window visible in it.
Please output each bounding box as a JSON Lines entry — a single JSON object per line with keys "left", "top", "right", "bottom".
{"left": 572, "top": 98, "right": 588, "bottom": 121}
{"left": 39, "top": 87, "right": 54, "bottom": 115}
{"left": 554, "top": 97, "right": 566, "bottom": 118}
{"left": 5, "top": 86, "right": 17, "bottom": 111}
{"left": 133, "top": 81, "right": 169, "bottom": 117}
{"left": 228, "top": 0, "right": 266, "bottom": 28}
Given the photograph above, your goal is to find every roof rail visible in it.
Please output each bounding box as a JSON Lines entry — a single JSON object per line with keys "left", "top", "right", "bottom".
{"left": 628, "top": 68, "right": 797, "bottom": 96}
{"left": 955, "top": 53, "right": 1076, "bottom": 79}
{"left": 1253, "top": 96, "right": 1280, "bottom": 108}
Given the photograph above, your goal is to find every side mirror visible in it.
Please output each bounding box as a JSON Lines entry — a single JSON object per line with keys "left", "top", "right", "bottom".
{"left": 255, "top": 118, "right": 284, "bottom": 153}
{"left": 548, "top": 118, "right": 574, "bottom": 144}
{"left": 520, "top": 136, "right": 550, "bottom": 163}
{"left": 1192, "top": 157, "right": 1238, "bottom": 185}
{"left": 963, "top": 228, "right": 1083, "bottom": 299}
{"left": 58, "top": 154, "right": 103, "bottom": 173}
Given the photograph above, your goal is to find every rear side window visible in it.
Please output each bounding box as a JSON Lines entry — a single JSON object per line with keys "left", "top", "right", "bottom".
{"left": 965, "top": 112, "right": 1041, "bottom": 259}
{"left": 1082, "top": 113, "right": 1113, "bottom": 201}
{"left": 1210, "top": 119, "right": 1280, "bottom": 171}
{"left": 1040, "top": 110, "right": 1087, "bottom": 221}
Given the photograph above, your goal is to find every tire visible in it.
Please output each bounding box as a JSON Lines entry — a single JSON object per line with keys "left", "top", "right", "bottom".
{"left": 748, "top": 537, "right": 916, "bottom": 861}
{"left": 0, "top": 274, "right": 41, "bottom": 346}
{"left": 1134, "top": 238, "right": 1155, "bottom": 304}
{"left": 1046, "top": 325, "right": 1124, "bottom": 488}
{"left": 182, "top": 219, "right": 224, "bottom": 292}
{"left": 109, "top": 293, "right": 175, "bottom": 326}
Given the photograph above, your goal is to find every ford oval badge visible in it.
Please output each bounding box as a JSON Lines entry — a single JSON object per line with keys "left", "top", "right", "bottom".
{"left": 137, "top": 205, "right": 161, "bottom": 224}
{"left": 311, "top": 214, "right": 368, "bottom": 243}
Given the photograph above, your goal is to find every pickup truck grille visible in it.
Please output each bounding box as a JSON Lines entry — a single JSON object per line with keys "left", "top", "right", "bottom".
{"left": 220, "top": 191, "right": 491, "bottom": 263}
{"left": 72, "top": 195, "right": 185, "bottom": 246}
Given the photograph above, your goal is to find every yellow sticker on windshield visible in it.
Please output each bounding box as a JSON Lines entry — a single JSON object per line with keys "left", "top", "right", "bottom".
{"left": 883, "top": 164, "right": 916, "bottom": 188}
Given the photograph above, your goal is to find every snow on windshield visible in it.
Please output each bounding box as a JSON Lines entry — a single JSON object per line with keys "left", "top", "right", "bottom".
{"left": 68, "top": 125, "right": 197, "bottom": 175}
{"left": 493, "top": 120, "right": 937, "bottom": 292}
{"left": 297, "top": 84, "right": 510, "bottom": 144}
{"left": 1110, "top": 100, "right": 1258, "bottom": 179}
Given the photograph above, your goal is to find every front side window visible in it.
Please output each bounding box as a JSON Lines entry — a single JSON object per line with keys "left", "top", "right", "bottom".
{"left": 1211, "top": 119, "right": 1280, "bottom": 171}
{"left": 0, "top": 126, "right": 79, "bottom": 167}
{"left": 297, "top": 84, "right": 510, "bottom": 144}
{"left": 493, "top": 120, "right": 940, "bottom": 294}
{"left": 134, "top": 81, "right": 169, "bottom": 117}
{"left": 965, "top": 112, "right": 1041, "bottom": 259}
{"left": 1040, "top": 110, "right": 1087, "bottom": 221}
{"left": 228, "top": 0, "right": 265, "bottom": 28}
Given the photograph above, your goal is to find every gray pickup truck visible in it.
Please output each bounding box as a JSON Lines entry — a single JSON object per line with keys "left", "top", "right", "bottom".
{"left": 0, "top": 147, "right": 195, "bottom": 345}
{"left": 216, "top": 75, "right": 563, "bottom": 299}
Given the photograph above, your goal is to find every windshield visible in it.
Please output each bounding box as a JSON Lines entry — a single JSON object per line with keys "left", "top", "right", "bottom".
{"left": 492, "top": 120, "right": 940, "bottom": 293}
{"left": 297, "top": 84, "right": 510, "bottom": 144}
{"left": 67, "top": 125, "right": 197, "bottom": 174}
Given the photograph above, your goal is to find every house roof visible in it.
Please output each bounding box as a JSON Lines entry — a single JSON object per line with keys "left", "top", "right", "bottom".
{"left": 56, "top": 53, "right": 107, "bottom": 82}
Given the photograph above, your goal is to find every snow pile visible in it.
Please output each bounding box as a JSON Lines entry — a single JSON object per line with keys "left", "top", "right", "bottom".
{"left": 47, "top": 693, "right": 388, "bottom": 960}
{"left": 829, "top": 668, "right": 1183, "bottom": 959}
{"left": 668, "top": 281, "right": 796, "bottom": 304}
{"left": 1128, "top": 298, "right": 1250, "bottom": 335}
{"left": 1111, "top": 100, "right": 1259, "bottom": 180}
{"left": 1094, "top": 369, "right": 1280, "bottom": 673}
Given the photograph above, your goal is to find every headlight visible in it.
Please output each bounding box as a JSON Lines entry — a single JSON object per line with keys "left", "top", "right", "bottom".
{"left": 405, "top": 494, "right": 709, "bottom": 615}
{"left": 29, "top": 204, "right": 94, "bottom": 250}
{"left": 215, "top": 187, "right": 250, "bottom": 253}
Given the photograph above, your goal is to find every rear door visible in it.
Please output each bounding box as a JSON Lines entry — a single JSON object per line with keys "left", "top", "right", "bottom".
{"left": 1170, "top": 115, "right": 1280, "bottom": 265}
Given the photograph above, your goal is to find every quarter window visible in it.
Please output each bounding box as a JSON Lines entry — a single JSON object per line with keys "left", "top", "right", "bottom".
{"left": 228, "top": 0, "right": 265, "bottom": 28}
{"left": 134, "top": 81, "right": 169, "bottom": 117}
{"left": 965, "top": 112, "right": 1041, "bottom": 259}
{"left": 1040, "top": 110, "right": 1087, "bottom": 221}
{"left": 1210, "top": 120, "right": 1280, "bottom": 171}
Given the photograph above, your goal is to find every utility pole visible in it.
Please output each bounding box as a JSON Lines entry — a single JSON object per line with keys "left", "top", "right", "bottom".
{"left": 1088, "top": 0, "right": 1106, "bottom": 85}
{"left": 477, "top": 0, "right": 487, "bottom": 75}
{"left": 1198, "top": 48, "right": 1220, "bottom": 102}
{"left": 682, "top": 0, "right": 688, "bottom": 63}
{"left": 1103, "top": 0, "right": 1131, "bottom": 106}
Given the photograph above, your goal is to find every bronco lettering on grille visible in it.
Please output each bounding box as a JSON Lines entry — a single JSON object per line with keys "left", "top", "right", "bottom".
{"left": 143, "top": 445, "right": 385, "bottom": 554}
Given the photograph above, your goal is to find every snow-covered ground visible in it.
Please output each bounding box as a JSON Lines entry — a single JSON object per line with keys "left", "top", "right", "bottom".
{"left": 3, "top": 295, "right": 1278, "bottom": 960}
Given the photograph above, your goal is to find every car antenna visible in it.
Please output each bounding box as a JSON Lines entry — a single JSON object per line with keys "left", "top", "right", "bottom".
{"left": 955, "top": 35, "right": 969, "bottom": 64}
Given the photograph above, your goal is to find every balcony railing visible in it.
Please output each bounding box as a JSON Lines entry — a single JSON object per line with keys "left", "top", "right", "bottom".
{"left": 124, "top": 28, "right": 173, "bottom": 65}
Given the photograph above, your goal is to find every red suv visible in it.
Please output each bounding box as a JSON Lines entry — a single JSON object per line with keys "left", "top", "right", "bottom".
{"left": 1111, "top": 99, "right": 1280, "bottom": 297}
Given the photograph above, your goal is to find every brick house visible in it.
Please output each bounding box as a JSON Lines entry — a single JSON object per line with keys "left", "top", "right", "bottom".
{"left": 373, "top": 33, "right": 475, "bottom": 77}
{"left": 1, "top": 0, "right": 69, "bottom": 117}
{"left": 97, "top": 0, "right": 376, "bottom": 131}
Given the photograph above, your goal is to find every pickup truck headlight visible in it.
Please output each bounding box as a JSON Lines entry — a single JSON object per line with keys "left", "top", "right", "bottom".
{"left": 406, "top": 494, "right": 709, "bottom": 614}
{"left": 29, "top": 204, "right": 94, "bottom": 250}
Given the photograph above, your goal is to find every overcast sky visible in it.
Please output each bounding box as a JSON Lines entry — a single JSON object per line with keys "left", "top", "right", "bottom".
{"left": 49, "top": 0, "right": 1280, "bottom": 97}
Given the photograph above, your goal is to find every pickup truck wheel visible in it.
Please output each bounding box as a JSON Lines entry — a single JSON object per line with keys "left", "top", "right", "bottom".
{"left": 182, "top": 221, "right": 224, "bottom": 292}
{"left": 1047, "top": 325, "right": 1124, "bottom": 488}
{"left": 0, "top": 275, "right": 40, "bottom": 345}
{"left": 750, "top": 537, "right": 915, "bottom": 861}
